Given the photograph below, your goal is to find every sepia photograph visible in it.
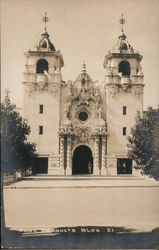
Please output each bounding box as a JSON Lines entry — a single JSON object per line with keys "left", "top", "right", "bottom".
{"left": 1, "top": 0, "right": 159, "bottom": 249}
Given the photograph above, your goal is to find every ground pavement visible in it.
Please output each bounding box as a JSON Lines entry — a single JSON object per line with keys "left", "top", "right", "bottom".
{"left": 3, "top": 175, "right": 159, "bottom": 230}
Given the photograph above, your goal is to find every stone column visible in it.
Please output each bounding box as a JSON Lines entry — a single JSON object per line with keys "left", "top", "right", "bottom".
{"left": 66, "top": 136, "right": 72, "bottom": 175}
{"left": 93, "top": 136, "right": 99, "bottom": 175}
{"left": 101, "top": 136, "right": 106, "bottom": 175}
{"left": 60, "top": 136, "right": 64, "bottom": 171}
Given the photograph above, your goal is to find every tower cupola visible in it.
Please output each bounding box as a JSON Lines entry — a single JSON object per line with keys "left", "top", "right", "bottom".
{"left": 23, "top": 12, "right": 64, "bottom": 94}
{"left": 112, "top": 31, "right": 134, "bottom": 54}
{"left": 103, "top": 14, "right": 143, "bottom": 85}
{"left": 108, "top": 14, "right": 134, "bottom": 54}
{"left": 36, "top": 12, "right": 56, "bottom": 51}
{"left": 38, "top": 31, "right": 55, "bottom": 51}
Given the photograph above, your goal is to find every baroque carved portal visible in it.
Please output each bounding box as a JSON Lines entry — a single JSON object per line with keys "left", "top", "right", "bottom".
{"left": 59, "top": 72, "right": 107, "bottom": 174}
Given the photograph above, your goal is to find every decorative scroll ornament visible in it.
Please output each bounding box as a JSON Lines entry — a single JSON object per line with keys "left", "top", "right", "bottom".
{"left": 73, "top": 126, "right": 91, "bottom": 143}
{"left": 25, "top": 82, "right": 35, "bottom": 93}
{"left": 108, "top": 85, "right": 118, "bottom": 97}
{"left": 48, "top": 85, "right": 58, "bottom": 96}
{"left": 37, "top": 82, "right": 46, "bottom": 91}
{"left": 64, "top": 84, "right": 103, "bottom": 120}
{"left": 122, "top": 84, "right": 130, "bottom": 92}
{"left": 36, "top": 74, "right": 47, "bottom": 84}
{"left": 106, "top": 60, "right": 113, "bottom": 76}
{"left": 137, "top": 63, "right": 144, "bottom": 76}
{"left": 134, "top": 86, "right": 142, "bottom": 98}
{"left": 59, "top": 120, "right": 72, "bottom": 135}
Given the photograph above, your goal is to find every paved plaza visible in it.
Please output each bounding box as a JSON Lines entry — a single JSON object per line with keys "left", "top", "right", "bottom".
{"left": 3, "top": 175, "right": 159, "bottom": 233}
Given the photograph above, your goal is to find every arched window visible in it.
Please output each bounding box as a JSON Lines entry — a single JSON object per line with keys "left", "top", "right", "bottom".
{"left": 40, "top": 40, "right": 47, "bottom": 49}
{"left": 118, "top": 61, "right": 130, "bottom": 76}
{"left": 120, "top": 43, "right": 128, "bottom": 50}
{"left": 36, "top": 59, "right": 49, "bottom": 74}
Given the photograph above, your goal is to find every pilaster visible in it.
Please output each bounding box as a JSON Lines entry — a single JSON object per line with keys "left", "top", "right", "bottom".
{"left": 101, "top": 136, "right": 107, "bottom": 175}
{"left": 66, "top": 136, "right": 72, "bottom": 175}
{"left": 93, "top": 136, "right": 99, "bottom": 175}
{"left": 60, "top": 136, "right": 64, "bottom": 169}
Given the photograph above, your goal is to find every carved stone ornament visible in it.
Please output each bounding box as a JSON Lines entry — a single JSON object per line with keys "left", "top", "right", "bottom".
{"left": 25, "top": 82, "right": 35, "bottom": 93}
{"left": 37, "top": 82, "right": 46, "bottom": 91}
{"left": 131, "top": 76, "right": 137, "bottom": 84}
{"left": 108, "top": 85, "right": 118, "bottom": 97}
{"left": 73, "top": 126, "right": 91, "bottom": 143}
{"left": 137, "top": 63, "right": 144, "bottom": 76}
{"left": 36, "top": 74, "right": 47, "bottom": 84}
{"left": 122, "top": 83, "right": 130, "bottom": 92}
{"left": 134, "top": 86, "right": 142, "bottom": 98}
{"left": 95, "top": 125, "right": 107, "bottom": 135}
{"left": 59, "top": 122, "right": 72, "bottom": 135}
{"left": 64, "top": 85, "right": 103, "bottom": 120}
{"left": 48, "top": 85, "right": 58, "bottom": 96}
{"left": 106, "top": 61, "right": 113, "bottom": 76}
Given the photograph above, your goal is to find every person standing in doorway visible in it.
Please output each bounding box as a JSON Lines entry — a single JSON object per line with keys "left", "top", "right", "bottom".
{"left": 88, "top": 161, "right": 92, "bottom": 174}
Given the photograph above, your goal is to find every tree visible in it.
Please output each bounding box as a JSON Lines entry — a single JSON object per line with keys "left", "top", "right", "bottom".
{"left": 1, "top": 90, "right": 36, "bottom": 174}
{"left": 127, "top": 109, "right": 159, "bottom": 180}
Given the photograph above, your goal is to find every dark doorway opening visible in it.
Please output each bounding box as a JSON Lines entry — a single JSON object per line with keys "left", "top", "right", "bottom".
{"left": 72, "top": 145, "right": 93, "bottom": 175}
{"left": 32, "top": 157, "right": 48, "bottom": 174}
{"left": 117, "top": 158, "right": 132, "bottom": 174}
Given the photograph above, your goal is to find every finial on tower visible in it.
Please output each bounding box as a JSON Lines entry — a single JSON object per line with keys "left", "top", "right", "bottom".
{"left": 82, "top": 61, "right": 86, "bottom": 69}
{"left": 42, "top": 12, "right": 49, "bottom": 32}
{"left": 81, "top": 61, "right": 87, "bottom": 74}
{"left": 119, "top": 13, "right": 125, "bottom": 33}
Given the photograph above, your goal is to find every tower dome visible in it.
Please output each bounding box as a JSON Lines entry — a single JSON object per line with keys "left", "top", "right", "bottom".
{"left": 38, "top": 31, "right": 55, "bottom": 51}
{"left": 109, "top": 14, "right": 134, "bottom": 54}
{"left": 36, "top": 12, "right": 56, "bottom": 52}
{"left": 111, "top": 31, "right": 134, "bottom": 54}
{"left": 103, "top": 14, "right": 143, "bottom": 79}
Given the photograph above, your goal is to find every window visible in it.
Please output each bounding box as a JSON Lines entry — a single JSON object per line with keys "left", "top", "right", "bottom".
{"left": 123, "top": 106, "right": 127, "bottom": 115}
{"left": 36, "top": 59, "right": 48, "bottom": 74}
{"left": 117, "top": 158, "right": 132, "bottom": 174}
{"left": 118, "top": 61, "right": 130, "bottom": 76}
{"left": 39, "top": 104, "right": 43, "bottom": 114}
{"left": 32, "top": 157, "right": 48, "bottom": 174}
{"left": 123, "top": 127, "right": 127, "bottom": 136}
{"left": 39, "top": 126, "right": 43, "bottom": 135}
{"left": 78, "top": 111, "right": 88, "bottom": 121}
{"left": 120, "top": 42, "right": 128, "bottom": 50}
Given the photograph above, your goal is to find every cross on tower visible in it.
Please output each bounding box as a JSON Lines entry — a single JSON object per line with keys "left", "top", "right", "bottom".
{"left": 119, "top": 13, "right": 125, "bottom": 33}
{"left": 42, "top": 12, "right": 49, "bottom": 32}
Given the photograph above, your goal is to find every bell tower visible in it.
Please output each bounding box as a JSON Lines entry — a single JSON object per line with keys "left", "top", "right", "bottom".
{"left": 103, "top": 14, "right": 144, "bottom": 175}
{"left": 23, "top": 13, "right": 64, "bottom": 174}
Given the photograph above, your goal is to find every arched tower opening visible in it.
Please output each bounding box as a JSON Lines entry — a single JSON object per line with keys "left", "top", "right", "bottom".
{"left": 36, "top": 58, "right": 49, "bottom": 74}
{"left": 118, "top": 61, "right": 130, "bottom": 76}
{"left": 72, "top": 145, "right": 93, "bottom": 175}
{"left": 40, "top": 39, "right": 47, "bottom": 49}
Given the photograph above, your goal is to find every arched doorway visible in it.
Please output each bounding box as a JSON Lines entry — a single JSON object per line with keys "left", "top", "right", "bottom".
{"left": 72, "top": 145, "right": 93, "bottom": 175}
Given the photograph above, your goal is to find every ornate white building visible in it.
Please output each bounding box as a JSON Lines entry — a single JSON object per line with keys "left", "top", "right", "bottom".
{"left": 23, "top": 15, "right": 144, "bottom": 176}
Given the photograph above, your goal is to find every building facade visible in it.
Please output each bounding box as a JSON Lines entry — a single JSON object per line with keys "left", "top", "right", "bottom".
{"left": 23, "top": 17, "right": 144, "bottom": 176}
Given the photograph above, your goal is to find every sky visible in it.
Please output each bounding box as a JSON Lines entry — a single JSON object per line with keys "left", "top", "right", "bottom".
{"left": 1, "top": 0, "right": 159, "bottom": 110}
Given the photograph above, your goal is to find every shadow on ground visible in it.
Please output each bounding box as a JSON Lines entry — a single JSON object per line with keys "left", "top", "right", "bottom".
{"left": 1, "top": 226, "right": 159, "bottom": 249}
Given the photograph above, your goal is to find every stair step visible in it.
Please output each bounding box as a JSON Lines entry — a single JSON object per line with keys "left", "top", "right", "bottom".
{"left": 24, "top": 175, "right": 143, "bottom": 181}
